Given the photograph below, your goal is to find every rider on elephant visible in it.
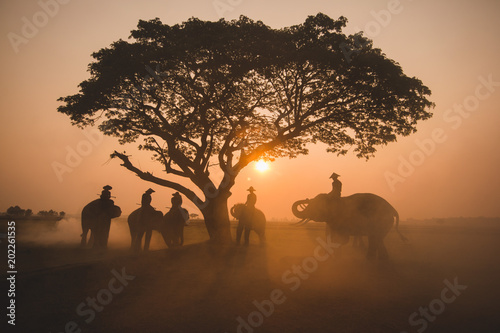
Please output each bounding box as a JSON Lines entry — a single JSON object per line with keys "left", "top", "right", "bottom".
{"left": 139, "top": 188, "right": 156, "bottom": 223}
{"left": 100, "top": 185, "right": 114, "bottom": 209}
{"left": 171, "top": 192, "right": 182, "bottom": 208}
{"left": 329, "top": 172, "right": 342, "bottom": 199}
{"left": 142, "top": 188, "right": 155, "bottom": 209}
{"left": 243, "top": 186, "right": 257, "bottom": 221}
{"left": 168, "top": 192, "right": 184, "bottom": 220}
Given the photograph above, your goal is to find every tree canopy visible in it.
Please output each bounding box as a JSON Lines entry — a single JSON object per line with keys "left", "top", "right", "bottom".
{"left": 58, "top": 13, "right": 433, "bottom": 241}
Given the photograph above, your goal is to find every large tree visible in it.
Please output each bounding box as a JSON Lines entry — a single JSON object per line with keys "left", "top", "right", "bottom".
{"left": 58, "top": 14, "right": 433, "bottom": 243}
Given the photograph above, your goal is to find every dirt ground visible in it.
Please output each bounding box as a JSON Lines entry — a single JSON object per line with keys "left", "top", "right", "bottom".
{"left": 2, "top": 218, "right": 500, "bottom": 333}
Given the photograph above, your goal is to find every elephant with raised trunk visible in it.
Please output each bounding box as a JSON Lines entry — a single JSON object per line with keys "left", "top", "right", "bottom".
{"left": 230, "top": 203, "right": 266, "bottom": 246}
{"left": 292, "top": 193, "right": 406, "bottom": 260}
{"left": 81, "top": 199, "right": 121, "bottom": 249}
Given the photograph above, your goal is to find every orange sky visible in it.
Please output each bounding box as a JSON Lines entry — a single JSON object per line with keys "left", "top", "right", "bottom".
{"left": 1, "top": 0, "right": 500, "bottom": 220}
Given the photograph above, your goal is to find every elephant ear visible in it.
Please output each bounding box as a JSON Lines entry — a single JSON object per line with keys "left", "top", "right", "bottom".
{"left": 112, "top": 206, "right": 122, "bottom": 218}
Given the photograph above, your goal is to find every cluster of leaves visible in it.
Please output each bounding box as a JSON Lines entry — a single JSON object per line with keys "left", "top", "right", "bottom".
{"left": 58, "top": 13, "right": 433, "bottom": 193}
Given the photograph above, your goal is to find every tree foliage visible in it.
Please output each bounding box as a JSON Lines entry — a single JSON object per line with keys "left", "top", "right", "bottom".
{"left": 58, "top": 14, "right": 433, "bottom": 239}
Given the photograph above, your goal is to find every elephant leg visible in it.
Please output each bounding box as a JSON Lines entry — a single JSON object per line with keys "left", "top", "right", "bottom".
{"left": 129, "top": 224, "right": 136, "bottom": 249}
{"left": 179, "top": 226, "right": 184, "bottom": 246}
{"left": 258, "top": 231, "right": 266, "bottom": 246}
{"left": 135, "top": 230, "right": 145, "bottom": 252}
{"left": 244, "top": 228, "right": 251, "bottom": 246}
{"left": 101, "top": 221, "right": 111, "bottom": 248}
{"left": 236, "top": 222, "right": 243, "bottom": 245}
{"left": 92, "top": 226, "right": 101, "bottom": 249}
{"left": 172, "top": 225, "right": 179, "bottom": 247}
{"left": 377, "top": 238, "right": 389, "bottom": 261}
{"left": 130, "top": 232, "right": 136, "bottom": 250}
{"left": 352, "top": 236, "right": 366, "bottom": 251}
{"left": 130, "top": 233, "right": 136, "bottom": 251}
{"left": 144, "top": 229, "right": 152, "bottom": 251}
{"left": 81, "top": 228, "right": 88, "bottom": 247}
{"left": 164, "top": 225, "right": 172, "bottom": 248}
{"left": 89, "top": 230, "right": 96, "bottom": 247}
{"left": 366, "top": 235, "right": 377, "bottom": 261}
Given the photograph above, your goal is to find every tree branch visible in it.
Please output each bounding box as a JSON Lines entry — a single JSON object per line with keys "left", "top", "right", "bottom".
{"left": 110, "top": 151, "right": 203, "bottom": 205}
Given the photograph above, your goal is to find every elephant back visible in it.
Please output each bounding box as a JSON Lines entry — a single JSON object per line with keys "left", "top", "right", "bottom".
{"left": 233, "top": 204, "right": 266, "bottom": 231}
{"left": 128, "top": 208, "right": 141, "bottom": 225}
{"left": 253, "top": 209, "right": 266, "bottom": 228}
{"left": 164, "top": 207, "right": 188, "bottom": 224}
{"left": 341, "top": 193, "right": 396, "bottom": 218}
{"left": 82, "top": 199, "right": 108, "bottom": 219}
{"left": 129, "top": 207, "right": 163, "bottom": 228}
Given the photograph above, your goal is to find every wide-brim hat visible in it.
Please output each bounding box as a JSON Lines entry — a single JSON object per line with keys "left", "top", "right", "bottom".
{"left": 247, "top": 186, "right": 256, "bottom": 192}
{"left": 103, "top": 185, "right": 112, "bottom": 190}
{"left": 172, "top": 192, "right": 181, "bottom": 197}
{"left": 146, "top": 188, "right": 155, "bottom": 193}
{"left": 329, "top": 172, "right": 340, "bottom": 179}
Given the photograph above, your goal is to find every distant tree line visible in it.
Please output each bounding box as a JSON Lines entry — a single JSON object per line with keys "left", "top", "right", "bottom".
{"left": 5, "top": 206, "right": 65, "bottom": 217}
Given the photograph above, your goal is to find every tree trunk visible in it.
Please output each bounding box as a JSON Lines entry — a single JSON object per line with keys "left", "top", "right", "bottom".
{"left": 202, "top": 194, "right": 232, "bottom": 245}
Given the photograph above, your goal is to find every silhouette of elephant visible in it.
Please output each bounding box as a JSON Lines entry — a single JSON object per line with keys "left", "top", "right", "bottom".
{"left": 127, "top": 207, "right": 164, "bottom": 251}
{"left": 81, "top": 199, "right": 121, "bottom": 249}
{"left": 163, "top": 206, "right": 189, "bottom": 248}
{"left": 127, "top": 206, "right": 188, "bottom": 250}
{"left": 292, "top": 193, "right": 406, "bottom": 260}
{"left": 230, "top": 203, "right": 266, "bottom": 246}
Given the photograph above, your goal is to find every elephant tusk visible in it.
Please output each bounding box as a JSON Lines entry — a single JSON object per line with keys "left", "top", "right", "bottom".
{"left": 298, "top": 218, "right": 311, "bottom": 226}
{"left": 292, "top": 218, "right": 310, "bottom": 226}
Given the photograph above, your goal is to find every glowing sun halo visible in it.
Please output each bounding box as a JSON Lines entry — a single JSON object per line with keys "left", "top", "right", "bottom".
{"left": 255, "top": 160, "right": 270, "bottom": 172}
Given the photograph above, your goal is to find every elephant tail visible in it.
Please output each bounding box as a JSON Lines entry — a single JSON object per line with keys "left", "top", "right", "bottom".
{"left": 394, "top": 210, "right": 408, "bottom": 242}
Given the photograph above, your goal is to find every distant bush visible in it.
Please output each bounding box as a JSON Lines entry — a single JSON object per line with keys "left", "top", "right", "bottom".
{"left": 4, "top": 206, "right": 64, "bottom": 217}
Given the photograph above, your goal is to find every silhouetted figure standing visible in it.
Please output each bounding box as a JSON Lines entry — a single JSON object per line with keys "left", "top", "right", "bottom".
{"left": 329, "top": 173, "right": 342, "bottom": 198}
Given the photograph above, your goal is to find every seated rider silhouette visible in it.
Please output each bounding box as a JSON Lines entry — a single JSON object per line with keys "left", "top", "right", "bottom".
{"left": 139, "top": 188, "right": 156, "bottom": 225}
{"left": 244, "top": 186, "right": 257, "bottom": 221}
{"left": 100, "top": 185, "right": 114, "bottom": 208}
{"left": 169, "top": 192, "right": 186, "bottom": 222}
{"left": 329, "top": 172, "right": 342, "bottom": 199}
{"left": 171, "top": 192, "right": 183, "bottom": 208}
{"left": 328, "top": 173, "right": 346, "bottom": 234}
{"left": 141, "top": 188, "right": 155, "bottom": 212}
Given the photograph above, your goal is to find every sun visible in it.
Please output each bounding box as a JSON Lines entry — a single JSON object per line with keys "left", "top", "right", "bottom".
{"left": 255, "top": 160, "right": 270, "bottom": 172}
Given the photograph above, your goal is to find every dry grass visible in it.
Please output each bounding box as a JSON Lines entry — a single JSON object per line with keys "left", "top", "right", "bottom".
{"left": 2, "top": 218, "right": 500, "bottom": 332}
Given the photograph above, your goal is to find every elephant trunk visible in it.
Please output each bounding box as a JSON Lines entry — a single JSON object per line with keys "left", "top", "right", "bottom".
{"left": 291, "top": 199, "right": 309, "bottom": 219}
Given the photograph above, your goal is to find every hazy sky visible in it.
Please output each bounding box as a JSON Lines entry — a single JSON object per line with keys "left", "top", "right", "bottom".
{"left": 1, "top": 0, "right": 500, "bottom": 220}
